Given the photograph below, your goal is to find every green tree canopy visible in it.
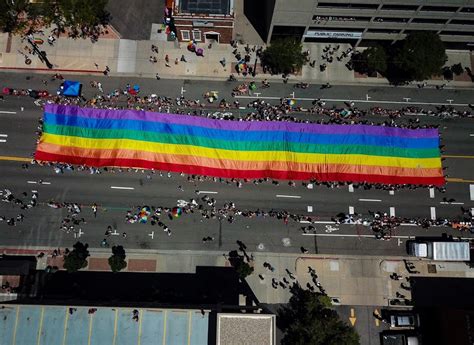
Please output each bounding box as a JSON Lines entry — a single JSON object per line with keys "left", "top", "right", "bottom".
{"left": 395, "top": 31, "right": 447, "bottom": 81}
{"left": 262, "top": 38, "right": 306, "bottom": 75}
{"left": 64, "top": 241, "right": 90, "bottom": 273}
{"left": 278, "top": 285, "right": 360, "bottom": 345}
{"left": 0, "top": 0, "right": 30, "bottom": 33}
{"left": 363, "top": 45, "right": 387, "bottom": 74}
{"left": 227, "top": 250, "right": 254, "bottom": 279}
{"left": 108, "top": 245, "right": 127, "bottom": 273}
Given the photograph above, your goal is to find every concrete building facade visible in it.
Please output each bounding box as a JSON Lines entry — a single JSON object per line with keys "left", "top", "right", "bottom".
{"left": 244, "top": 0, "right": 474, "bottom": 48}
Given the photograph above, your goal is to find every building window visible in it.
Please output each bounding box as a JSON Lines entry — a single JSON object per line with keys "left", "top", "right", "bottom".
{"left": 317, "top": 2, "right": 378, "bottom": 10}
{"left": 420, "top": 6, "right": 458, "bottom": 12}
{"left": 451, "top": 19, "right": 474, "bottom": 25}
{"left": 373, "top": 17, "right": 409, "bottom": 23}
{"left": 381, "top": 4, "right": 418, "bottom": 11}
{"left": 192, "top": 30, "right": 202, "bottom": 41}
{"left": 181, "top": 30, "right": 190, "bottom": 41}
{"left": 412, "top": 18, "right": 448, "bottom": 24}
{"left": 366, "top": 28, "right": 401, "bottom": 34}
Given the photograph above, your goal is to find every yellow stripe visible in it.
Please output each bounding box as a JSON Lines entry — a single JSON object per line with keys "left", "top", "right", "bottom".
{"left": 40, "top": 133, "right": 442, "bottom": 169}
{"left": 12, "top": 305, "right": 20, "bottom": 345}
{"left": 0, "top": 155, "right": 31, "bottom": 162}
{"left": 62, "top": 307, "right": 69, "bottom": 345}
{"left": 446, "top": 177, "right": 474, "bottom": 183}
{"left": 37, "top": 307, "right": 45, "bottom": 345}
{"left": 112, "top": 309, "right": 118, "bottom": 345}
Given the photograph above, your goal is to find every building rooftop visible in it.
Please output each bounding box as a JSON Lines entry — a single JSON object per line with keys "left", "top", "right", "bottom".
{"left": 0, "top": 304, "right": 209, "bottom": 345}
{"left": 216, "top": 313, "right": 275, "bottom": 345}
{"left": 179, "top": 0, "right": 231, "bottom": 15}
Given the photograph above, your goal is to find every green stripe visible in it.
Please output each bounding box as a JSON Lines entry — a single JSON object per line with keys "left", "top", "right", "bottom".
{"left": 43, "top": 123, "right": 440, "bottom": 159}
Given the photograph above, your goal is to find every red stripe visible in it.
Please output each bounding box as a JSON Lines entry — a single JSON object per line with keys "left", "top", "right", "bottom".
{"left": 35, "top": 151, "right": 445, "bottom": 186}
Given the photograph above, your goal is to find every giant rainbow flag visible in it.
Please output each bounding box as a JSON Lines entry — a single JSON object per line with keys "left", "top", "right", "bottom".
{"left": 35, "top": 104, "right": 444, "bottom": 185}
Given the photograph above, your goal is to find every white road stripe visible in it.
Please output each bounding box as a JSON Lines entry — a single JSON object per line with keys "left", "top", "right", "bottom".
{"left": 0, "top": 139, "right": 6, "bottom": 143}
{"left": 41, "top": 182, "right": 51, "bottom": 185}
{"left": 390, "top": 207, "right": 395, "bottom": 217}
{"left": 348, "top": 184, "right": 354, "bottom": 193}
{"left": 470, "top": 184, "right": 474, "bottom": 201}
{"left": 0, "top": 111, "right": 17, "bottom": 114}
{"left": 349, "top": 206, "right": 354, "bottom": 215}
{"left": 0, "top": 134, "right": 8, "bottom": 137}
{"left": 389, "top": 190, "right": 395, "bottom": 195}
{"left": 471, "top": 208, "right": 474, "bottom": 217}
{"left": 440, "top": 202, "right": 464, "bottom": 205}
{"left": 27, "top": 181, "right": 37, "bottom": 184}
{"left": 307, "top": 206, "right": 313, "bottom": 212}
{"left": 470, "top": 134, "right": 474, "bottom": 137}
{"left": 302, "top": 233, "right": 474, "bottom": 240}
{"left": 358, "top": 198, "right": 382, "bottom": 202}
{"left": 110, "top": 186, "right": 135, "bottom": 190}
{"left": 429, "top": 188, "right": 435, "bottom": 198}
{"left": 234, "top": 95, "right": 468, "bottom": 107}
{"left": 276, "top": 194, "right": 301, "bottom": 199}
{"left": 430, "top": 207, "right": 437, "bottom": 220}
{"left": 198, "top": 190, "right": 218, "bottom": 194}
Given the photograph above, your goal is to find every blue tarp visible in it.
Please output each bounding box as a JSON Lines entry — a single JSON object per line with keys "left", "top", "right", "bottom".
{"left": 60, "top": 80, "right": 81, "bottom": 97}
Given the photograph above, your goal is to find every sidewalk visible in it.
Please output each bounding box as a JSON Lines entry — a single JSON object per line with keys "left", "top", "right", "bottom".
{"left": 1, "top": 245, "right": 473, "bottom": 306}
{"left": 1, "top": 28, "right": 473, "bottom": 88}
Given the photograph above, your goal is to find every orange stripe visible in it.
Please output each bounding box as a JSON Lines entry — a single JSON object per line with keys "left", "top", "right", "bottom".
{"left": 37, "top": 142, "right": 443, "bottom": 178}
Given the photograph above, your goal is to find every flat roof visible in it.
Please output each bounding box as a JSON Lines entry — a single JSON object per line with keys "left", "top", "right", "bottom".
{"left": 180, "top": 0, "right": 231, "bottom": 15}
{"left": 216, "top": 313, "right": 275, "bottom": 345}
{"left": 0, "top": 304, "right": 209, "bottom": 345}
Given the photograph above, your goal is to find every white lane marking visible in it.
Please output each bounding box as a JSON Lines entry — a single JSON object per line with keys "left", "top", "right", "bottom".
{"left": 0, "top": 134, "right": 8, "bottom": 137}
{"left": 198, "top": 190, "right": 218, "bottom": 194}
{"left": 307, "top": 183, "right": 313, "bottom": 189}
{"left": 110, "top": 186, "right": 135, "bottom": 190}
{"left": 470, "top": 184, "right": 474, "bottom": 201}
{"left": 429, "top": 188, "right": 435, "bottom": 198}
{"left": 470, "top": 134, "right": 474, "bottom": 137}
{"left": 390, "top": 207, "right": 396, "bottom": 217}
{"left": 238, "top": 107, "right": 246, "bottom": 110}
{"left": 234, "top": 95, "right": 468, "bottom": 107}
{"left": 314, "top": 220, "right": 336, "bottom": 224}
{"left": 389, "top": 190, "right": 395, "bottom": 195}
{"left": 0, "top": 139, "right": 6, "bottom": 143}
{"left": 358, "top": 198, "right": 382, "bottom": 202}
{"left": 302, "top": 233, "right": 474, "bottom": 240}
{"left": 276, "top": 194, "right": 301, "bottom": 199}
{"left": 348, "top": 184, "right": 354, "bottom": 193}
{"left": 303, "top": 233, "right": 413, "bottom": 239}
{"left": 307, "top": 206, "right": 313, "bottom": 212}
{"left": 148, "top": 231, "right": 154, "bottom": 239}
{"left": 299, "top": 220, "right": 312, "bottom": 224}
{"left": 430, "top": 207, "right": 436, "bottom": 220}
{"left": 31, "top": 190, "right": 37, "bottom": 193}
{"left": 471, "top": 208, "right": 474, "bottom": 217}
{"left": 74, "top": 229, "right": 84, "bottom": 238}
{"left": 349, "top": 206, "right": 354, "bottom": 215}
{"left": 27, "top": 181, "right": 37, "bottom": 184}
{"left": 440, "top": 202, "right": 464, "bottom": 205}
{"left": 41, "top": 182, "right": 51, "bottom": 185}
{"left": 0, "top": 111, "right": 17, "bottom": 114}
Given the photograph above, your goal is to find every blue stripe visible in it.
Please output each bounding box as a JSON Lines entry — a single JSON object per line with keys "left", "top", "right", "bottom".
{"left": 43, "top": 112, "right": 440, "bottom": 149}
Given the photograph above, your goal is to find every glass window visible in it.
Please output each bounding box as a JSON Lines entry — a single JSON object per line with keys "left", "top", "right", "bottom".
{"left": 181, "top": 30, "right": 190, "bottom": 41}
{"left": 421, "top": 6, "right": 458, "bottom": 12}
{"left": 192, "top": 30, "right": 202, "bottom": 41}
{"left": 382, "top": 4, "right": 418, "bottom": 11}
{"left": 412, "top": 18, "right": 447, "bottom": 24}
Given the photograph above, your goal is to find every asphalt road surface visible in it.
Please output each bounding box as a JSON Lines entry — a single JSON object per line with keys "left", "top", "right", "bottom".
{"left": 0, "top": 72, "right": 473, "bottom": 255}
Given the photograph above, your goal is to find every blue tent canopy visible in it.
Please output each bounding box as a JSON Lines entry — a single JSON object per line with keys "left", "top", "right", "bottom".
{"left": 60, "top": 80, "right": 81, "bottom": 97}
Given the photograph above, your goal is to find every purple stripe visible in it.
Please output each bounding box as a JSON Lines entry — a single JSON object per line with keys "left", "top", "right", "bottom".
{"left": 45, "top": 104, "right": 439, "bottom": 138}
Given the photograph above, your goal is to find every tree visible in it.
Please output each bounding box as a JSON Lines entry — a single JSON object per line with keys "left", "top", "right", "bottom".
{"left": 395, "top": 32, "right": 447, "bottom": 81}
{"left": 56, "top": 0, "right": 110, "bottom": 37}
{"left": 278, "top": 285, "right": 360, "bottom": 345}
{"left": 63, "top": 241, "right": 90, "bottom": 273}
{"left": 108, "top": 245, "right": 127, "bottom": 273}
{"left": 261, "top": 38, "right": 306, "bottom": 75}
{"left": 0, "top": 0, "right": 30, "bottom": 33}
{"left": 227, "top": 250, "right": 254, "bottom": 279}
{"left": 451, "top": 63, "right": 464, "bottom": 76}
{"left": 362, "top": 45, "right": 387, "bottom": 74}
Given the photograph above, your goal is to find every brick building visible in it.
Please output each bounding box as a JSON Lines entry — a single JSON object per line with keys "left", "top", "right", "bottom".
{"left": 171, "top": 0, "right": 235, "bottom": 44}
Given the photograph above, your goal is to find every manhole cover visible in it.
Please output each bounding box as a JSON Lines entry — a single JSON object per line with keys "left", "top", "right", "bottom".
{"left": 257, "top": 243, "right": 265, "bottom": 251}
{"left": 282, "top": 238, "right": 291, "bottom": 247}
